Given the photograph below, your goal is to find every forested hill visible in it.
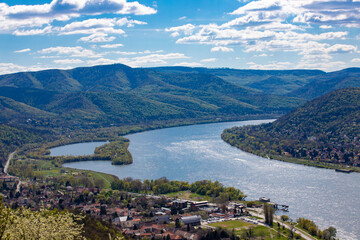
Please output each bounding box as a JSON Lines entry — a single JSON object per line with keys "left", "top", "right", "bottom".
{"left": 0, "top": 64, "right": 304, "bottom": 129}
{"left": 222, "top": 88, "right": 360, "bottom": 169}
{"left": 0, "top": 64, "right": 305, "bottom": 165}
{"left": 289, "top": 68, "right": 360, "bottom": 100}
{"left": 152, "top": 66, "right": 325, "bottom": 95}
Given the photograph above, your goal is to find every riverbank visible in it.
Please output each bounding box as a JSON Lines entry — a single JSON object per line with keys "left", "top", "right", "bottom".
{"left": 222, "top": 139, "right": 360, "bottom": 173}
{"left": 221, "top": 131, "right": 360, "bottom": 173}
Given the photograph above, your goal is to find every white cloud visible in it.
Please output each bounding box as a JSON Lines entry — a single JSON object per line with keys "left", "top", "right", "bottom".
{"left": 200, "top": 58, "right": 217, "bottom": 62}
{"left": 178, "top": 16, "right": 187, "bottom": 20}
{"left": 112, "top": 51, "right": 138, "bottom": 55}
{"left": 87, "top": 58, "right": 118, "bottom": 66}
{"left": 247, "top": 61, "right": 292, "bottom": 70}
{"left": 54, "top": 59, "right": 83, "bottom": 64}
{"left": 0, "top": 0, "right": 156, "bottom": 33}
{"left": 320, "top": 25, "right": 333, "bottom": 29}
{"left": 164, "top": 0, "right": 359, "bottom": 70}
{"left": 326, "top": 44, "right": 357, "bottom": 54}
{"left": 79, "top": 33, "right": 116, "bottom": 43}
{"left": 13, "top": 26, "right": 53, "bottom": 36}
{"left": 0, "top": 63, "right": 48, "bottom": 75}
{"left": 165, "top": 24, "right": 196, "bottom": 37}
{"left": 211, "top": 47, "right": 234, "bottom": 52}
{"left": 14, "top": 48, "right": 31, "bottom": 53}
{"left": 174, "top": 62, "right": 203, "bottom": 67}
{"left": 100, "top": 43, "right": 124, "bottom": 49}
{"left": 38, "top": 46, "right": 102, "bottom": 58}
{"left": 351, "top": 58, "right": 360, "bottom": 63}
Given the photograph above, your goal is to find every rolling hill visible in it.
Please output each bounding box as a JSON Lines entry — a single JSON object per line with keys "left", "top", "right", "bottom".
{"left": 222, "top": 87, "right": 360, "bottom": 169}
{"left": 289, "top": 68, "right": 360, "bottom": 100}
{"left": 0, "top": 64, "right": 305, "bottom": 129}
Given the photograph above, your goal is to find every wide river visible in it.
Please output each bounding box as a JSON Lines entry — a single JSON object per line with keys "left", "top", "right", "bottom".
{"left": 62, "top": 120, "right": 360, "bottom": 239}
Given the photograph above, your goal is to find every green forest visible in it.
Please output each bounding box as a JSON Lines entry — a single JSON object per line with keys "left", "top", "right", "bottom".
{"left": 222, "top": 88, "right": 360, "bottom": 170}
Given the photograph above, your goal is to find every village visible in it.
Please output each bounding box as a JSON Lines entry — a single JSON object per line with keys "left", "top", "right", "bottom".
{"left": 1, "top": 169, "right": 309, "bottom": 240}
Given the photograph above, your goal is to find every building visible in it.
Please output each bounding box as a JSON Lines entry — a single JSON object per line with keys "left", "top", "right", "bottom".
{"left": 259, "top": 197, "right": 270, "bottom": 203}
{"left": 172, "top": 200, "right": 188, "bottom": 209}
{"left": 155, "top": 214, "right": 170, "bottom": 224}
{"left": 180, "top": 215, "right": 201, "bottom": 226}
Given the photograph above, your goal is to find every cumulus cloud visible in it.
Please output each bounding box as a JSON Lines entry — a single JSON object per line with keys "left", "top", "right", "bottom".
{"left": 174, "top": 62, "right": 203, "bottom": 67}
{"left": 14, "top": 48, "right": 31, "bottom": 53}
{"left": 164, "top": 0, "right": 359, "bottom": 69}
{"left": 201, "top": 58, "right": 217, "bottom": 62}
{"left": 100, "top": 43, "right": 124, "bottom": 48}
{"left": 38, "top": 46, "right": 102, "bottom": 58}
{"left": 85, "top": 52, "right": 190, "bottom": 68}
{"left": 79, "top": 33, "right": 116, "bottom": 42}
{"left": 246, "top": 61, "right": 292, "bottom": 70}
{"left": 211, "top": 47, "right": 234, "bottom": 52}
{"left": 0, "top": 0, "right": 156, "bottom": 33}
{"left": 54, "top": 59, "right": 84, "bottom": 64}
{"left": 0, "top": 63, "right": 48, "bottom": 75}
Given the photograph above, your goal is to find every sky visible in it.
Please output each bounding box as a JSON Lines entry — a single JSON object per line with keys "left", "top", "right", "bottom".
{"left": 0, "top": 0, "right": 360, "bottom": 75}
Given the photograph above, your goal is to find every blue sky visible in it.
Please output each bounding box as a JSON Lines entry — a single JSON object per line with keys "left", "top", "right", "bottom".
{"left": 0, "top": 0, "right": 360, "bottom": 74}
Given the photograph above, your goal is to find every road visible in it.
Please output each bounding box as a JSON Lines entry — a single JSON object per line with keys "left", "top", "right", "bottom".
{"left": 3, "top": 151, "right": 21, "bottom": 193}
{"left": 4, "top": 151, "right": 15, "bottom": 174}
{"left": 249, "top": 208, "right": 316, "bottom": 240}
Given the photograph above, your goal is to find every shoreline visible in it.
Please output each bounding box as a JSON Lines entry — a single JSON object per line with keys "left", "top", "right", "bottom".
{"left": 221, "top": 138, "right": 360, "bottom": 173}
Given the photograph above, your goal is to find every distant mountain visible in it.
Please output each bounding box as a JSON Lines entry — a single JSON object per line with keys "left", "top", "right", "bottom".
{"left": 289, "top": 68, "right": 360, "bottom": 100}
{"left": 152, "top": 66, "right": 325, "bottom": 95}
{"left": 0, "top": 64, "right": 304, "bottom": 129}
{"left": 222, "top": 88, "right": 360, "bottom": 169}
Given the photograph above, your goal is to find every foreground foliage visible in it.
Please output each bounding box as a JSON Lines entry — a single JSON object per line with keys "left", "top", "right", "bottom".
{"left": 0, "top": 197, "right": 123, "bottom": 240}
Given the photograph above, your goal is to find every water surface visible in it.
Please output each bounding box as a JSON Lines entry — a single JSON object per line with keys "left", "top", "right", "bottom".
{"left": 64, "top": 120, "right": 360, "bottom": 239}
{"left": 50, "top": 141, "right": 108, "bottom": 157}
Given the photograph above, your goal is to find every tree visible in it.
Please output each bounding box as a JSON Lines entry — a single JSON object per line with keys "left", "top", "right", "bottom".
{"left": 1, "top": 206, "right": 84, "bottom": 239}
{"left": 263, "top": 204, "right": 274, "bottom": 226}
{"left": 323, "top": 227, "right": 337, "bottom": 240}
{"left": 175, "top": 218, "right": 181, "bottom": 229}
{"left": 281, "top": 215, "right": 289, "bottom": 222}
{"left": 171, "top": 204, "right": 177, "bottom": 215}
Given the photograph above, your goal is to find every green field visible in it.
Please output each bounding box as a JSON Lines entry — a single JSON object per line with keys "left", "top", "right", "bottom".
{"left": 208, "top": 220, "right": 300, "bottom": 240}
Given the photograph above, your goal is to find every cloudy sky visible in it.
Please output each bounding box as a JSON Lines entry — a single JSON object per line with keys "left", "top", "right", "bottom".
{"left": 1, "top": 0, "right": 360, "bottom": 74}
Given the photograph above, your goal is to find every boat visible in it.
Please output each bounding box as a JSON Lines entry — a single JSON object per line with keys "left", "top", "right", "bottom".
{"left": 335, "top": 169, "right": 353, "bottom": 173}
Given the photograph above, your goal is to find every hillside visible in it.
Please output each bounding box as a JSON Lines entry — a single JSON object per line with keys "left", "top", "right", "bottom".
{"left": 152, "top": 66, "right": 325, "bottom": 95}
{"left": 0, "top": 64, "right": 305, "bottom": 129}
{"left": 289, "top": 68, "right": 360, "bottom": 100}
{"left": 222, "top": 88, "right": 360, "bottom": 169}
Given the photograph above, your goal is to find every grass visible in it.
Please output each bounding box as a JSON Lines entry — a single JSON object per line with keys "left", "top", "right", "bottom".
{"left": 164, "top": 191, "right": 212, "bottom": 202}
{"left": 8, "top": 154, "right": 118, "bottom": 189}
{"left": 208, "top": 220, "right": 302, "bottom": 240}
{"left": 209, "top": 220, "right": 253, "bottom": 229}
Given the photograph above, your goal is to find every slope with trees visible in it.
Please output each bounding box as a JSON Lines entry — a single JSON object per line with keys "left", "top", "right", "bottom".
{"left": 222, "top": 88, "right": 360, "bottom": 170}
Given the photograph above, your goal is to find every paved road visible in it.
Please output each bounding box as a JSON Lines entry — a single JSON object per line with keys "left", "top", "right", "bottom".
{"left": 4, "top": 151, "right": 15, "bottom": 174}
{"left": 3, "top": 151, "right": 21, "bottom": 193}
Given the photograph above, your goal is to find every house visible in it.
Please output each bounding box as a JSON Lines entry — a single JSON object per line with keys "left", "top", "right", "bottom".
{"left": 172, "top": 200, "right": 188, "bottom": 209}
{"left": 180, "top": 215, "right": 201, "bottom": 226}
{"left": 155, "top": 214, "right": 170, "bottom": 224}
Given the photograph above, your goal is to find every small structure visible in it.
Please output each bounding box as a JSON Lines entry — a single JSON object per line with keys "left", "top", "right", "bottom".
{"left": 180, "top": 215, "right": 201, "bottom": 226}
{"left": 190, "top": 201, "right": 208, "bottom": 211}
{"left": 259, "top": 197, "right": 270, "bottom": 203}
{"left": 155, "top": 213, "right": 170, "bottom": 224}
{"left": 172, "top": 200, "right": 188, "bottom": 209}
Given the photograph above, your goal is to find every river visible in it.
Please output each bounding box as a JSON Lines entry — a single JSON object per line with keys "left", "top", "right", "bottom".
{"left": 62, "top": 120, "right": 360, "bottom": 239}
